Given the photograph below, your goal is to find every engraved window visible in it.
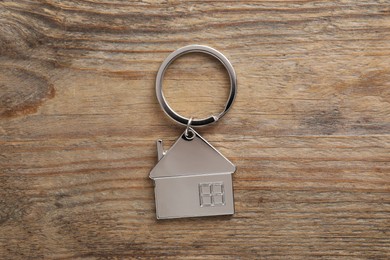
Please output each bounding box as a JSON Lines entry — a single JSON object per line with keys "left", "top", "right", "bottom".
{"left": 199, "top": 182, "right": 225, "bottom": 207}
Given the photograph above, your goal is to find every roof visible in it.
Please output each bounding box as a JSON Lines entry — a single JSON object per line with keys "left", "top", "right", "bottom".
{"left": 149, "top": 128, "right": 236, "bottom": 179}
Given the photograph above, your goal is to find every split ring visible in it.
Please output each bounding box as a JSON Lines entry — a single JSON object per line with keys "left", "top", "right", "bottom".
{"left": 155, "top": 45, "right": 237, "bottom": 127}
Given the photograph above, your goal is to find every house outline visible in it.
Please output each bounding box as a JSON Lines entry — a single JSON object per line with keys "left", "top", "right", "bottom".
{"left": 149, "top": 128, "right": 236, "bottom": 219}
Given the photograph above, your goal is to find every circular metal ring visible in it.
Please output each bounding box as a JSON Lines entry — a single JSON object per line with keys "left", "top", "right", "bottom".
{"left": 156, "top": 45, "right": 237, "bottom": 127}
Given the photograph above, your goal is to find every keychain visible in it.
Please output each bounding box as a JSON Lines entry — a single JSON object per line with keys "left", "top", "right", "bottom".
{"left": 149, "top": 45, "right": 237, "bottom": 219}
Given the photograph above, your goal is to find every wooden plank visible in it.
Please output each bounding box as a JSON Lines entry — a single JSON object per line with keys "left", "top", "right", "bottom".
{"left": 0, "top": 1, "right": 389, "bottom": 259}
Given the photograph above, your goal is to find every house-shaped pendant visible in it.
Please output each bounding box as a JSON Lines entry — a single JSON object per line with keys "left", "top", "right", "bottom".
{"left": 149, "top": 128, "right": 236, "bottom": 219}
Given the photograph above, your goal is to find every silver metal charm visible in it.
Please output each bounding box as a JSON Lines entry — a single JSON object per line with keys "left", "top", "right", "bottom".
{"left": 150, "top": 128, "right": 236, "bottom": 219}
{"left": 150, "top": 45, "right": 237, "bottom": 219}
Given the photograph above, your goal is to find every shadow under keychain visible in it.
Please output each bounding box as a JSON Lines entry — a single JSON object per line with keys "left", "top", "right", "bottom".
{"left": 149, "top": 45, "right": 237, "bottom": 219}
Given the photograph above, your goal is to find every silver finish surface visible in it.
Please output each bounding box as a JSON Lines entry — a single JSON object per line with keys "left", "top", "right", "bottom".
{"left": 155, "top": 45, "right": 237, "bottom": 127}
{"left": 150, "top": 128, "right": 235, "bottom": 178}
{"left": 151, "top": 45, "right": 237, "bottom": 219}
{"left": 150, "top": 128, "right": 236, "bottom": 219}
{"left": 153, "top": 173, "right": 234, "bottom": 219}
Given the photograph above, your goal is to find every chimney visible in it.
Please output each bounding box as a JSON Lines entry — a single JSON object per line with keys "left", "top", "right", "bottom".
{"left": 156, "top": 139, "right": 166, "bottom": 161}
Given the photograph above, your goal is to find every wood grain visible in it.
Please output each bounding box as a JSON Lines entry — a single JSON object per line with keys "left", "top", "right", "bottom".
{"left": 1, "top": 1, "right": 389, "bottom": 259}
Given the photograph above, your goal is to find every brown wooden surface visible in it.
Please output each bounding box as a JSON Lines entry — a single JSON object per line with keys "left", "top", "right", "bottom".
{"left": 1, "top": 1, "right": 389, "bottom": 259}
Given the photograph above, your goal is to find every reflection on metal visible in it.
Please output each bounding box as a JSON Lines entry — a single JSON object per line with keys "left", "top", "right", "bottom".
{"left": 149, "top": 128, "right": 236, "bottom": 219}
{"left": 151, "top": 45, "right": 237, "bottom": 219}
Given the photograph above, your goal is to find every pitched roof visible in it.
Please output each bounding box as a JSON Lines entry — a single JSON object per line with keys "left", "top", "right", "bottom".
{"left": 149, "top": 128, "right": 236, "bottom": 179}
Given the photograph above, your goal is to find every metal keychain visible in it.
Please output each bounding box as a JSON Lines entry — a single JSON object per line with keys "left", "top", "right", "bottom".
{"left": 149, "top": 45, "right": 237, "bottom": 219}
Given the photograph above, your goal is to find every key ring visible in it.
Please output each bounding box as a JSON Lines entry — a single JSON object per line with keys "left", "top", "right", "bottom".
{"left": 156, "top": 45, "right": 237, "bottom": 127}
{"left": 151, "top": 45, "right": 237, "bottom": 219}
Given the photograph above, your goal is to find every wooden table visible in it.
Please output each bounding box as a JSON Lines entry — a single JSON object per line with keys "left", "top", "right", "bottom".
{"left": 1, "top": 1, "right": 389, "bottom": 259}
